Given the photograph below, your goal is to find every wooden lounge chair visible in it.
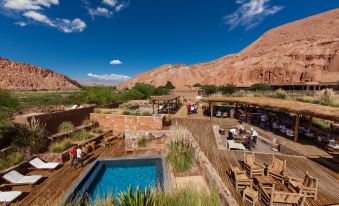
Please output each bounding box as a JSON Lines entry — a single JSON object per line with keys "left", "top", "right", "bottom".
{"left": 243, "top": 152, "right": 264, "bottom": 178}
{"left": 229, "top": 166, "right": 252, "bottom": 190}
{"left": 102, "top": 135, "right": 117, "bottom": 147}
{"left": 258, "top": 184, "right": 306, "bottom": 206}
{"left": 2, "top": 171, "right": 42, "bottom": 187}
{"left": 0, "top": 191, "right": 22, "bottom": 205}
{"left": 287, "top": 171, "right": 318, "bottom": 200}
{"left": 29, "top": 157, "right": 60, "bottom": 171}
{"left": 266, "top": 156, "right": 286, "bottom": 183}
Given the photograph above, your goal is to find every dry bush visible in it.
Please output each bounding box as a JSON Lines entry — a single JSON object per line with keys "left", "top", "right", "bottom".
{"left": 316, "top": 88, "right": 335, "bottom": 106}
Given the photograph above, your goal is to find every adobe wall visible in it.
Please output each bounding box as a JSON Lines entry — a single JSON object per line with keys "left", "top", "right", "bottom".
{"left": 90, "top": 113, "right": 165, "bottom": 135}
{"left": 28, "top": 106, "right": 96, "bottom": 135}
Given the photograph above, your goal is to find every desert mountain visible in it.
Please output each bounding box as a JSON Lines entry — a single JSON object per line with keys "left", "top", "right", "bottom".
{"left": 117, "top": 9, "right": 339, "bottom": 89}
{"left": 0, "top": 58, "right": 80, "bottom": 91}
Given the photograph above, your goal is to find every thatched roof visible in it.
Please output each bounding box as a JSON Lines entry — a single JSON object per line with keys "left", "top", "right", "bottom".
{"left": 203, "top": 96, "right": 339, "bottom": 122}
{"left": 150, "top": 95, "right": 180, "bottom": 102}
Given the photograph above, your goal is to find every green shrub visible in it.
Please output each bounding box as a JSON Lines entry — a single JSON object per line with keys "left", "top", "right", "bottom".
{"left": 249, "top": 83, "right": 272, "bottom": 91}
{"left": 275, "top": 89, "right": 288, "bottom": 99}
{"left": 72, "top": 130, "right": 92, "bottom": 141}
{"left": 312, "top": 118, "right": 331, "bottom": 131}
{"left": 317, "top": 88, "right": 335, "bottom": 106}
{"left": 58, "top": 121, "right": 75, "bottom": 133}
{"left": 219, "top": 83, "right": 236, "bottom": 95}
{"left": 141, "top": 111, "right": 152, "bottom": 116}
{"left": 166, "top": 140, "right": 194, "bottom": 172}
{"left": 155, "top": 187, "right": 221, "bottom": 206}
{"left": 82, "top": 118, "right": 94, "bottom": 126}
{"left": 92, "top": 128, "right": 104, "bottom": 134}
{"left": 49, "top": 139, "right": 72, "bottom": 153}
{"left": 12, "top": 117, "right": 47, "bottom": 154}
{"left": 296, "top": 96, "right": 319, "bottom": 104}
{"left": 138, "top": 135, "right": 148, "bottom": 147}
{"left": 132, "top": 83, "right": 155, "bottom": 99}
{"left": 118, "top": 186, "right": 155, "bottom": 206}
{"left": 122, "top": 110, "right": 132, "bottom": 115}
{"left": 201, "top": 85, "right": 218, "bottom": 95}
{"left": 0, "top": 152, "right": 25, "bottom": 171}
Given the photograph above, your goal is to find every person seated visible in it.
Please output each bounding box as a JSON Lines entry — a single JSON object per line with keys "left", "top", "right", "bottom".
{"left": 239, "top": 125, "right": 246, "bottom": 135}
{"left": 216, "top": 110, "right": 222, "bottom": 117}
{"left": 228, "top": 128, "right": 237, "bottom": 140}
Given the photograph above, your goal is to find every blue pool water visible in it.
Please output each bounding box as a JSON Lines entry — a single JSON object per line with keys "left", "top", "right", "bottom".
{"left": 88, "top": 162, "right": 157, "bottom": 199}
{"left": 63, "top": 157, "right": 166, "bottom": 203}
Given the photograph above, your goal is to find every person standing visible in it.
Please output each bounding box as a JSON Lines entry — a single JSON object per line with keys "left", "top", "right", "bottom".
{"left": 250, "top": 128, "right": 258, "bottom": 148}
{"left": 75, "top": 145, "right": 83, "bottom": 169}
{"left": 70, "top": 146, "right": 77, "bottom": 166}
{"left": 186, "top": 103, "right": 191, "bottom": 115}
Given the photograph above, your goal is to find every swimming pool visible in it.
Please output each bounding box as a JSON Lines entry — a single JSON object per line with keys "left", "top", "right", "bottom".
{"left": 62, "top": 157, "right": 167, "bottom": 203}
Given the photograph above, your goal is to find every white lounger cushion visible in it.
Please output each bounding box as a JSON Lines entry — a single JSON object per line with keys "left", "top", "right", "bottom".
{"left": 30, "top": 158, "right": 59, "bottom": 169}
{"left": 0, "top": 191, "right": 22, "bottom": 202}
{"left": 3, "top": 171, "right": 42, "bottom": 184}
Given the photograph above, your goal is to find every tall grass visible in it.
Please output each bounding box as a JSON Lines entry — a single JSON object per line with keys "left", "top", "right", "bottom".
{"left": 316, "top": 88, "right": 335, "bottom": 106}
{"left": 58, "top": 121, "right": 74, "bottom": 133}
{"left": 166, "top": 123, "right": 194, "bottom": 173}
{"left": 0, "top": 151, "right": 25, "bottom": 170}
{"left": 48, "top": 139, "right": 72, "bottom": 153}
{"left": 72, "top": 130, "right": 92, "bottom": 141}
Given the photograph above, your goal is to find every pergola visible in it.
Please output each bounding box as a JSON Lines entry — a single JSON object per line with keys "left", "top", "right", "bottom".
{"left": 150, "top": 95, "right": 180, "bottom": 114}
{"left": 203, "top": 96, "right": 339, "bottom": 142}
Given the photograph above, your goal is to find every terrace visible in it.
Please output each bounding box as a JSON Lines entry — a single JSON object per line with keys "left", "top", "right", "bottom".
{"left": 174, "top": 118, "right": 339, "bottom": 206}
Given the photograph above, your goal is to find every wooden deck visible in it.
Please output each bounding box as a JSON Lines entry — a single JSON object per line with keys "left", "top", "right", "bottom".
{"left": 13, "top": 138, "right": 125, "bottom": 206}
{"left": 174, "top": 118, "right": 339, "bottom": 206}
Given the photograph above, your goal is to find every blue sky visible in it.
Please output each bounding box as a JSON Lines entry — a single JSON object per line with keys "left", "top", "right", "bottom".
{"left": 0, "top": 0, "right": 338, "bottom": 85}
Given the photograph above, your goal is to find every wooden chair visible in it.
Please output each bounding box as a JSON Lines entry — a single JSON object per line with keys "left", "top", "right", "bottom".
{"left": 266, "top": 156, "right": 286, "bottom": 183}
{"left": 258, "top": 184, "right": 306, "bottom": 206}
{"left": 102, "top": 135, "right": 117, "bottom": 147}
{"left": 243, "top": 152, "right": 264, "bottom": 178}
{"left": 242, "top": 186, "right": 258, "bottom": 206}
{"left": 287, "top": 171, "right": 318, "bottom": 200}
{"left": 229, "top": 166, "right": 252, "bottom": 190}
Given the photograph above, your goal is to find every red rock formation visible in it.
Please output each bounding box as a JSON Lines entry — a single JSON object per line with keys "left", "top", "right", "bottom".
{"left": 117, "top": 9, "right": 339, "bottom": 89}
{"left": 0, "top": 58, "right": 80, "bottom": 91}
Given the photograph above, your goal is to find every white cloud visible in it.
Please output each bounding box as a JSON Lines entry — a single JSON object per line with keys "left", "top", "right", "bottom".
{"left": 114, "top": 3, "right": 125, "bottom": 12}
{"left": 225, "top": 0, "right": 283, "bottom": 30}
{"left": 56, "top": 18, "right": 87, "bottom": 33}
{"left": 88, "top": 7, "right": 112, "bottom": 18}
{"left": 15, "top": 21, "right": 27, "bottom": 26}
{"left": 110, "top": 60, "right": 122, "bottom": 65}
{"left": 3, "top": 0, "right": 59, "bottom": 11}
{"left": 102, "top": 0, "right": 117, "bottom": 7}
{"left": 23, "top": 10, "right": 55, "bottom": 26}
{"left": 87, "top": 73, "right": 130, "bottom": 85}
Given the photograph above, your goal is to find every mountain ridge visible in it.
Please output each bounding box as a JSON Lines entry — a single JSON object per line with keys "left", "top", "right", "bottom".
{"left": 117, "top": 9, "right": 339, "bottom": 89}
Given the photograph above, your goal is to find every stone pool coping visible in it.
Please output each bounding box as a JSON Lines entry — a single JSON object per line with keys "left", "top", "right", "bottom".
{"left": 59, "top": 156, "right": 168, "bottom": 205}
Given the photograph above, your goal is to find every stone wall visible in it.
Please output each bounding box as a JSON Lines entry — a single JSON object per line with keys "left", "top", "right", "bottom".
{"left": 90, "top": 113, "right": 165, "bottom": 135}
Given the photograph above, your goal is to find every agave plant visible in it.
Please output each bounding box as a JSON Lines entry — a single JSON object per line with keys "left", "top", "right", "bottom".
{"left": 118, "top": 186, "right": 156, "bottom": 206}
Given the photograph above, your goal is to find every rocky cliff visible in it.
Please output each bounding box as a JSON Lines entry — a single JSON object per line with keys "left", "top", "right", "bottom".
{"left": 117, "top": 9, "right": 339, "bottom": 89}
{"left": 0, "top": 58, "right": 81, "bottom": 91}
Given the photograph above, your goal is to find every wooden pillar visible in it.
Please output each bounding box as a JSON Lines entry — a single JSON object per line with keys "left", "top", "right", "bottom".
{"left": 294, "top": 112, "right": 300, "bottom": 142}
{"left": 168, "top": 100, "right": 170, "bottom": 114}
{"left": 245, "top": 104, "right": 248, "bottom": 123}
{"left": 152, "top": 101, "right": 155, "bottom": 114}
{"left": 210, "top": 103, "right": 213, "bottom": 119}
{"left": 157, "top": 100, "right": 160, "bottom": 114}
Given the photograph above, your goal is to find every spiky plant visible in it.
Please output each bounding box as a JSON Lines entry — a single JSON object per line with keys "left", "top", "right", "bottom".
{"left": 317, "top": 88, "right": 335, "bottom": 106}
{"left": 118, "top": 186, "right": 156, "bottom": 206}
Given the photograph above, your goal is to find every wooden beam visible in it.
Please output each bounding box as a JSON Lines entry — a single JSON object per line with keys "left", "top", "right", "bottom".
{"left": 294, "top": 112, "right": 300, "bottom": 142}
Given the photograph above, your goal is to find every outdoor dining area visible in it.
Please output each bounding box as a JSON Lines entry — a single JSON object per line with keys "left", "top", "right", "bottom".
{"left": 203, "top": 96, "right": 339, "bottom": 154}
{"left": 229, "top": 152, "right": 318, "bottom": 206}
{"left": 150, "top": 95, "right": 180, "bottom": 114}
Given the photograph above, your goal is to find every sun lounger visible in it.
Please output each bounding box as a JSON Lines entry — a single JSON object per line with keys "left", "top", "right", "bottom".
{"left": 29, "top": 157, "right": 60, "bottom": 171}
{"left": 2, "top": 171, "right": 42, "bottom": 186}
{"left": 0, "top": 191, "right": 22, "bottom": 205}
{"left": 227, "top": 140, "right": 246, "bottom": 150}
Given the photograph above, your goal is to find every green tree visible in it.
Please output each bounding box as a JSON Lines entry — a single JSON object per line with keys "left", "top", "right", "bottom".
{"left": 132, "top": 83, "right": 155, "bottom": 99}
{"left": 154, "top": 86, "right": 169, "bottom": 95}
{"left": 165, "top": 81, "right": 175, "bottom": 89}
{"left": 201, "top": 84, "right": 217, "bottom": 95}
{"left": 219, "top": 83, "right": 236, "bottom": 95}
